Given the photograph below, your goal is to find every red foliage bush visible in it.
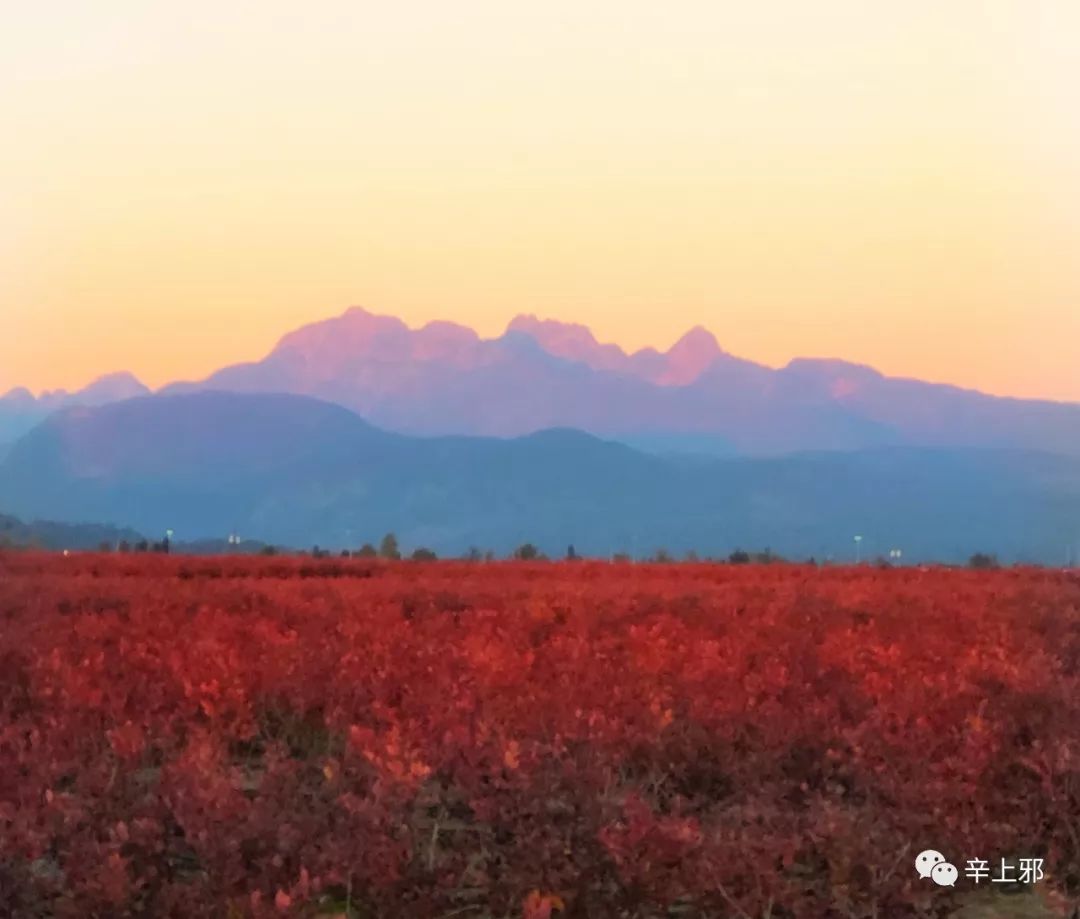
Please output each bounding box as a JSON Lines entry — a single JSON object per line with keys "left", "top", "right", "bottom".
{"left": 1, "top": 552, "right": 1078, "bottom": 917}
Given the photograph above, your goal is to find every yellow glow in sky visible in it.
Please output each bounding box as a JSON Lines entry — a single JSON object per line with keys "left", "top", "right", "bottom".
{"left": 3, "top": 1, "right": 1079, "bottom": 400}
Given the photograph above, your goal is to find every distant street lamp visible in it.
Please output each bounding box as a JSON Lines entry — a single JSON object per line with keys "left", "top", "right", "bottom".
{"left": 889, "top": 548, "right": 903, "bottom": 563}
{"left": 854, "top": 535, "right": 863, "bottom": 564}
{"left": 164, "top": 529, "right": 174, "bottom": 555}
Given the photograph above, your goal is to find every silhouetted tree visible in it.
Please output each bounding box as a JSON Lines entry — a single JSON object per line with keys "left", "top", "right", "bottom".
{"left": 411, "top": 547, "right": 438, "bottom": 561}
{"left": 514, "top": 543, "right": 540, "bottom": 561}
{"left": 566, "top": 544, "right": 578, "bottom": 561}
{"left": 969, "top": 552, "right": 1000, "bottom": 570}
{"left": 728, "top": 549, "right": 751, "bottom": 564}
{"left": 379, "top": 533, "right": 401, "bottom": 560}
{"left": 356, "top": 543, "right": 377, "bottom": 558}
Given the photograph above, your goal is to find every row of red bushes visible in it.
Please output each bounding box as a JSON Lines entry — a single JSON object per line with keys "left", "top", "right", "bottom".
{"left": 1, "top": 552, "right": 1078, "bottom": 916}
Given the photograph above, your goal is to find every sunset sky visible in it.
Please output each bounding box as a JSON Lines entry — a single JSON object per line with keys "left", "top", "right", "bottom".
{"left": 3, "top": 1, "right": 1079, "bottom": 400}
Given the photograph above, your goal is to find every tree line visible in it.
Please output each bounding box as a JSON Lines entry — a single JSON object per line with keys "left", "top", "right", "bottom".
{"left": 78, "top": 531, "right": 1010, "bottom": 569}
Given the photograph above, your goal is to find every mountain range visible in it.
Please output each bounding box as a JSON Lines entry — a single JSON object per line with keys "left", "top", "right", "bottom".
{"left": 164, "top": 307, "right": 1080, "bottom": 456}
{"left": 5, "top": 307, "right": 1079, "bottom": 457}
{"left": 2, "top": 307, "right": 1078, "bottom": 561}
{"left": 1, "top": 390, "right": 1078, "bottom": 563}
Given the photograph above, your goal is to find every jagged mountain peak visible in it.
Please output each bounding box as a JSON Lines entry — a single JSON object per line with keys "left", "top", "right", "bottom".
{"left": 0, "top": 386, "right": 35, "bottom": 407}
{"left": 77, "top": 371, "right": 150, "bottom": 403}
{"left": 506, "top": 314, "right": 630, "bottom": 372}
{"left": 660, "top": 326, "right": 724, "bottom": 385}
{"left": 669, "top": 325, "right": 721, "bottom": 354}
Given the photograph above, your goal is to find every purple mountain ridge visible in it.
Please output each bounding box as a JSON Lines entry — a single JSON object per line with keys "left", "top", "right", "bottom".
{"left": 150, "top": 306, "right": 1080, "bottom": 457}
{"left": 4, "top": 310, "right": 1078, "bottom": 457}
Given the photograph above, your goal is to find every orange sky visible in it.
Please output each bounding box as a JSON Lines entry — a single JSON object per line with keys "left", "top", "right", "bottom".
{"left": 3, "top": 1, "right": 1079, "bottom": 401}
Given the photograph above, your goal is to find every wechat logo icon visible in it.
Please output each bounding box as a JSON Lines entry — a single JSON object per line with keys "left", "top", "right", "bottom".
{"left": 916, "top": 850, "right": 958, "bottom": 887}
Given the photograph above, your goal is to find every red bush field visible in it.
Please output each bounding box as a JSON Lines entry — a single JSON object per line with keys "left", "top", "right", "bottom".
{"left": 1, "top": 552, "right": 1079, "bottom": 917}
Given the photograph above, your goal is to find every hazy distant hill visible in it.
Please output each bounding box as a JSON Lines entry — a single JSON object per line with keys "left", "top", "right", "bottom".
{"left": 159, "top": 307, "right": 1080, "bottom": 457}
{"left": 0, "top": 372, "right": 149, "bottom": 443}
{"left": 2, "top": 391, "right": 1078, "bottom": 563}
{"left": 0, "top": 512, "right": 268, "bottom": 555}
{"left": 0, "top": 512, "right": 144, "bottom": 551}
